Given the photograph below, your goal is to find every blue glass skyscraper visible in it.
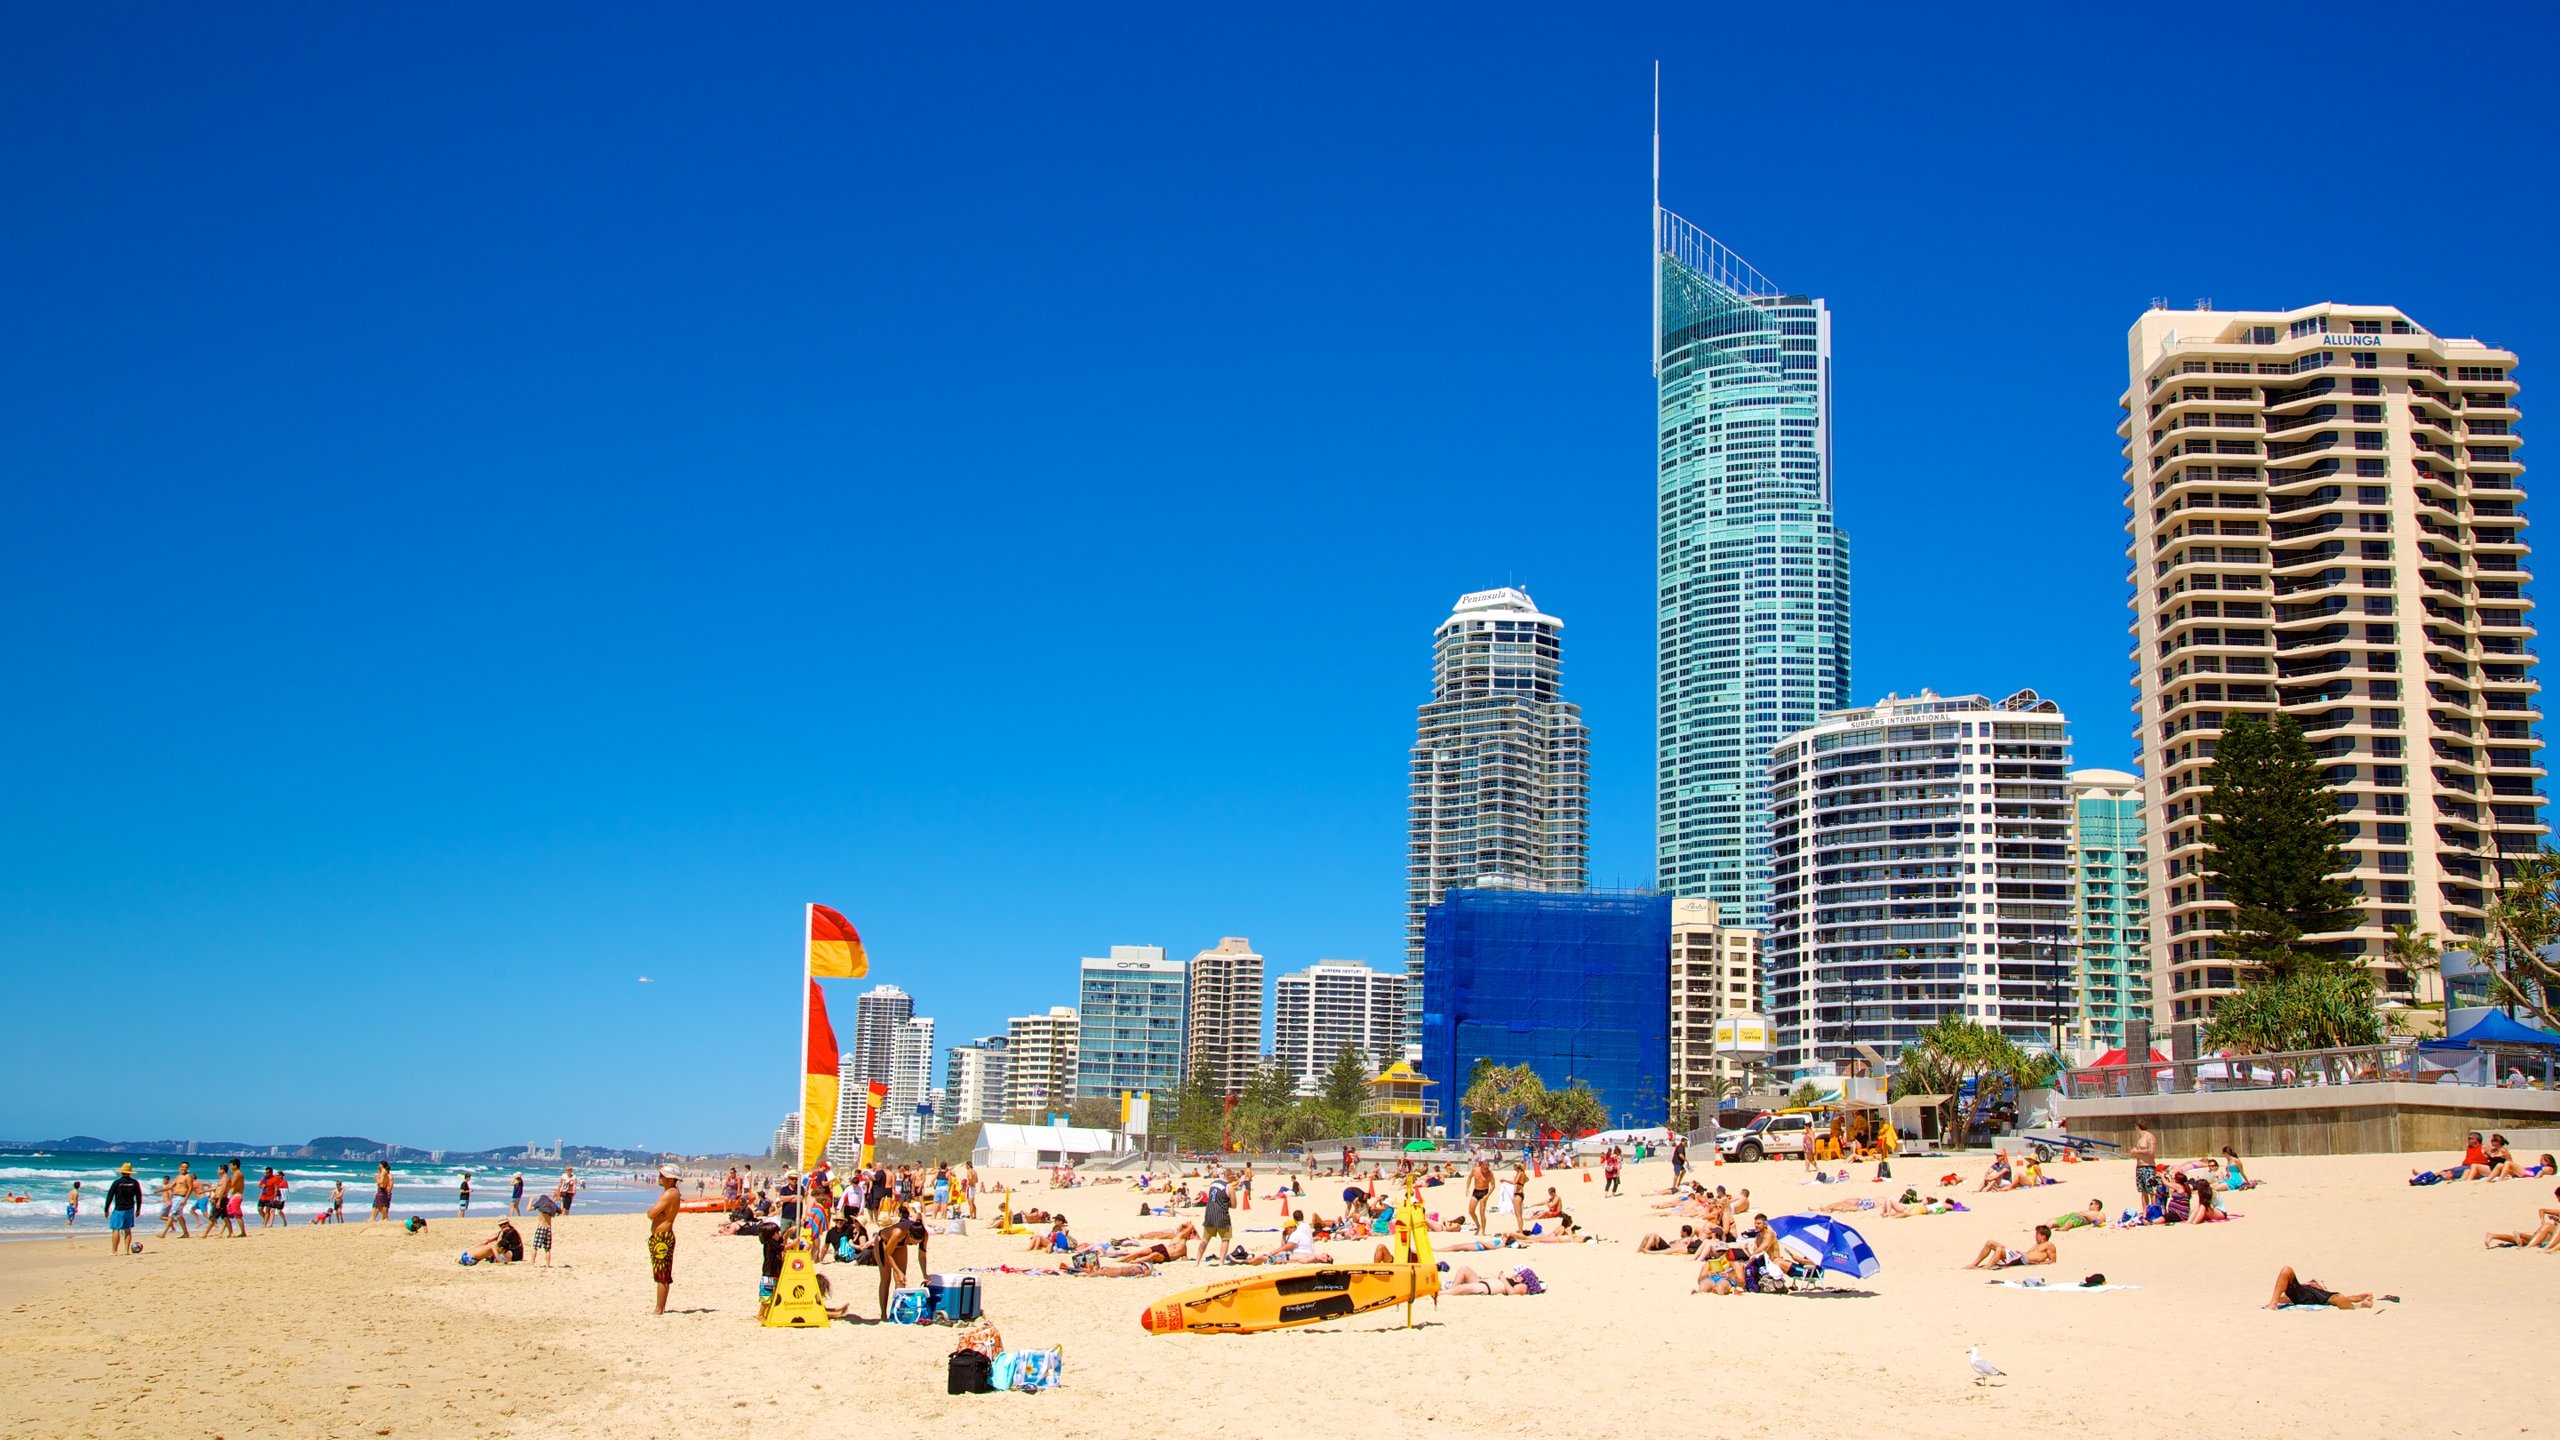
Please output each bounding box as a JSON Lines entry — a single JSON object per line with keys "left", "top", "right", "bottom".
{"left": 1654, "top": 202, "right": 1851, "bottom": 929}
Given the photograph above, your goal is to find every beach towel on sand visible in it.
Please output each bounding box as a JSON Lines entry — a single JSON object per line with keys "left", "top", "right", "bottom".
{"left": 1994, "top": 1280, "right": 2138, "bottom": 1292}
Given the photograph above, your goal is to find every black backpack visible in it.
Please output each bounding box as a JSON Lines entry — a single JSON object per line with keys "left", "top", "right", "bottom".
{"left": 947, "top": 1349, "right": 994, "bottom": 1395}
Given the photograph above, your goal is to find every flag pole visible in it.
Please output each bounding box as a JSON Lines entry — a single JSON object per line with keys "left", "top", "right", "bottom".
{"left": 798, "top": 902, "right": 811, "bottom": 1172}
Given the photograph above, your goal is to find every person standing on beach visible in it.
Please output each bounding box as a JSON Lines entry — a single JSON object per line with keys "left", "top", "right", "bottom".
{"left": 330, "top": 1179, "right": 345, "bottom": 1223}
{"left": 456, "top": 1172, "right": 472, "bottom": 1218}
{"left": 372, "top": 1161, "right": 393, "bottom": 1223}
{"left": 1198, "top": 1177, "right": 1233, "bottom": 1264}
{"left": 556, "top": 1166, "right": 578, "bottom": 1215}
{"left": 529, "top": 1189, "right": 560, "bottom": 1266}
{"left": 1671, "top": 1136, "right": 1689, "bottom": 1187}
{"left": 104, "top": 1164, "right": 142, "bottom": 1254}
{"left": 65, "top": 1179, "right": 81, "bottom": 1229}
{"left": 159, "top": 1165, "right": 192, "bottom": 1239}
{"left": 1467, "top": 1157, "right": 1494, "bottom": 1235}
{"left": 875, "top": 1202, "right": 926, "bottom": 1319}
{"left": 2132, "top": 1119, "right": 2161, "bottom": 1208}
{"left": 646, "top": 1164, "right": 680, "bottom": 1315}
{"left": 226, "top": 1163, "right": 249, "bottom": 1237}
{"left": 509, "top": 1173, "right": 524, "bottom": 1216}
{"left": 1603, "top": 1147, "right": 1623, "bottom": 1197}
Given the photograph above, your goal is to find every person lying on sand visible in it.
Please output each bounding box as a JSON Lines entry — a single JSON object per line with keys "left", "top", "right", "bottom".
{"left": 1111, "top": 1237, "right": 1192, "bottom": 1264}
{"left": 1128, "top": 1220, "right": 1200, "bottom": 1244}
{"left": 1814, "top": 1196, "right": 1878, "bottom": 1213}
{"left": 2264, "top": 1266, "right": 2387, "bottom": 1309}
{"left": 1638, "top": 1226, "right": 1702, "bottom": 1255}
{"left": 2050, "top": 1199, "right": 2106, "bottom": 1232}
{"left": 1442, "top": 1264, "right": 1535, "bottom": 1295}
{"left": 1968, "top": 1224, "right": 2056, "bottom": 1270}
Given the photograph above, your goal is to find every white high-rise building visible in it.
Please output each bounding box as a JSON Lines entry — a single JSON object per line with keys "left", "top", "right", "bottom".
{"left": 1272, "top": 960, "right": 1406, "bottom": 1094}
{"left": 771, "top": 1111, "right": 800, "bottom": 1161}
{"left": 821, "top": 1059, "right": 864, "bottom": 1167}
{"left": 1767, "top": 689, "right": 2076, "bottom": 1070}
{"left": 2121, "top": 302, "right": 2541, "bottom": 1022}
{"left": 1004, "top": 1006, "right": 1080, "bottom": 1118}
{"left": 849, "top": 984, "right": 914, "bottom": 1086}
{"left": 1075, "top": 947, "right": 1186, "bottom": 1099}
{"left": 1667, "top": 898, "right": 1763, "bottom": 1116}
{"left": 1185, "top": 937, "right": 1265, "bottom": 1099}
{"left": 886, "top": 1016, "right": 937, "bottom": 1144}
{"left": 944, "top": 1035, "right": 1011, "bottom": 1127}
{"left": 1406, "top": 587, "right": 1590, "bottom": 1054}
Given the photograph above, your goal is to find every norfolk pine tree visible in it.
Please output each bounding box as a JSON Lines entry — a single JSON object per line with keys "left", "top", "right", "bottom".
{"left": 2200, "top": 713, "right": 2364, "bottom": 975}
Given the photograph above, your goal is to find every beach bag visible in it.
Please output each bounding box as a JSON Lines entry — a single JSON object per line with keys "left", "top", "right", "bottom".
{"left": 887, "top": 1287, "right": 931, "bottom": 1325}
{"left": 1009, "top": 1346, "right": 1063, "bottom": 1392}
{"left": 955, "top": 1319, "right": 1003, "bottom": 1358}
{"left": 946, "top": 1214, "right": 967, "bottom": 1235}
{"left": 947, "top": 1349, "right": 993, "bottom": 1395}
{"left": 987, "top": 1350, "right": 1021, "bottom": 1391}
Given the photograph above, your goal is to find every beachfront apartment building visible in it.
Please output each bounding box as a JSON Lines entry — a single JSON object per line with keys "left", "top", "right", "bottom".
{"left": 1002, "top": 1007, "right": 1079, "bottom": 1119}
{"left": 1075, "top": 947, "right": 1187, "bottom": 1099}
{"left": 770, "top": 1111, "right": 799, "bottom": 1162}
{"left": 1184, "top": 937, "right": 1264, "bottom": 1100}
{"left": 821, "top": 1061, "right": 870, "bottom": 1168}
{"left": 1272, "top": 959, "right": 1406, "bottom": 1094}
{"left": 1667, "top": 897, "right": 1763, "bottom": 1117}
{"left": 2121, "top": 303, "right": 2543, "bottom": 1021}
{"left": 847, "top": 983, "right": 913, "bottom": 1087}
{"left": 944, "top": 1035, "right": 1010, "bottom": 1127}
{"left": 2069, "top": 769, "right": 2151, "bottom": 1055}
{"left": 1406, "top": 587, "right": 1590, "bottom": 1056}
{"left": 1767, "top": 690, "right": 2078, "bottom": 1071}
{"left": 886, "top": 1015, "right": 936, "bottom": 1144}
{"left": 1654, "top": 208, "right": 1852, "bottom": 934}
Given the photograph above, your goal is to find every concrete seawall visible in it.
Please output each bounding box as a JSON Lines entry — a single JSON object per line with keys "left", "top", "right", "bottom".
{"left": 2061, "top": 1083, "right": 2560, "bottom": 1156}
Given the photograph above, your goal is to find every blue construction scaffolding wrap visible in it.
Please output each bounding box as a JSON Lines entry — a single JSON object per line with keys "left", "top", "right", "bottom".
{"left": 1421, "top": 889, "right": 1670, "bottom": 1133}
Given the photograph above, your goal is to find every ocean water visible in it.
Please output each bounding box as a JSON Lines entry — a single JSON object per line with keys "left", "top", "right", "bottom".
{"left": 0, "top": 1152, "right": 657, "bottom": 1239}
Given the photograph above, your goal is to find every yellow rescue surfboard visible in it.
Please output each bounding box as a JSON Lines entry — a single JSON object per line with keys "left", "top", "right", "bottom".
{"left": 1140, "top": 1263, "right": 1434, "bottom": 1335}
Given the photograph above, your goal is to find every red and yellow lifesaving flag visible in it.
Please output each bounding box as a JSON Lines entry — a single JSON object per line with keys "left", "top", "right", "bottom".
{"left": 800, "top": 980, "right": 840, "bottom": 1172}
{"left": 808, "top": 904, "right": 868, "bottom": 978}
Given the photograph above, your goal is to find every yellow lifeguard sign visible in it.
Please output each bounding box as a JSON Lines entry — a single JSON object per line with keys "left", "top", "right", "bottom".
{"left": 761, "top": 1232, "right": 830, "bottom": 1328}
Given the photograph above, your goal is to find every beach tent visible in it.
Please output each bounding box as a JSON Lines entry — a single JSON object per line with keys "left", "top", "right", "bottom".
{"left": 2420, "top": 1011, "right": 2560, "bottom": 1051}
{"left": 971, "top": 1123, "right": 1118, "bottom": 1171}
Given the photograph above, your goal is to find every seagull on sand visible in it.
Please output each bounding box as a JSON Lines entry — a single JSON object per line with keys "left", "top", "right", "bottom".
{"left": 1969, "top": 1346, "right": 2006, "bottom": 1386}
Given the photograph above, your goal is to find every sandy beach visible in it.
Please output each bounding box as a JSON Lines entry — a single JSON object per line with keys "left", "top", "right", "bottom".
{"left": 1, "top": 1151, "right": 2552, "bottom": 1439}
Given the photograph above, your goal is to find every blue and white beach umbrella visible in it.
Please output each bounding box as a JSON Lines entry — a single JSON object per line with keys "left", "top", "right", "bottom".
{"left": 1766, "top": 1214, "right": 1881, "bottom": 1279}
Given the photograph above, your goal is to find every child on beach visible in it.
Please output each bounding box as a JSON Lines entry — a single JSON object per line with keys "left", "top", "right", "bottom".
{"left": 529, "top": 1191, "right": 560, "bottom": 1265}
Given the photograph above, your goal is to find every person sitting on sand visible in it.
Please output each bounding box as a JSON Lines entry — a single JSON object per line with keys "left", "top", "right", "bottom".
{"left": 2482, "top": 1185, "right": 2560, "bottom": 1250}
{"left": 1528, "top": 1187, "right": 1566, "bottom": 1222}
{"left": 1968, "top": 1224, "right": 2056, "bottom": 1270}
{"left": 1442, "top": 1263, "right": 1535, "bottom": 1295}
{"left": 2264, "top": 1266, "right": 2385, "bottom": 1309}
{"left": 2050, "top": 1199, "right": 2106, "bottom": 1232}
{"left": 2217, "top": 1146, "right": 2258, "bottom": 1190}
{"left": 461, "top": 1221, "right": 524, "bottom": 1265}
{"left": 1025, "top": 1216, "right": 1072, "bottom": 1253}
{"left": 2189, "top": 1175, "right": 2231, "bottom": 1223}
{"left": 1977, "top": 1154, "right": 2014, "bottom": 1193}
{"left": 1693, "top": 1245, "right": 1743, "bottom": 1295}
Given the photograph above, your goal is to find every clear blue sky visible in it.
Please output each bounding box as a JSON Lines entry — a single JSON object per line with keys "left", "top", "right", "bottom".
{"left": 5, "top": 6, "right": 2551, "bottom": 1152}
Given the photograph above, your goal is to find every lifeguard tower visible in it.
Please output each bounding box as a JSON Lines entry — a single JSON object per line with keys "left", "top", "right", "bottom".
{"left": 1361, "top": 1061, "right": 1441, "bottom": 1141}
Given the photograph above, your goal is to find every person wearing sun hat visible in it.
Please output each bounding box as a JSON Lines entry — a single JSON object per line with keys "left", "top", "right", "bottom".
{"left": 646, "top": 1164, "right": 682, "bottom": 1315}
{"left": 104, "top": 1164, "right": 144, "bottom": 1255}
